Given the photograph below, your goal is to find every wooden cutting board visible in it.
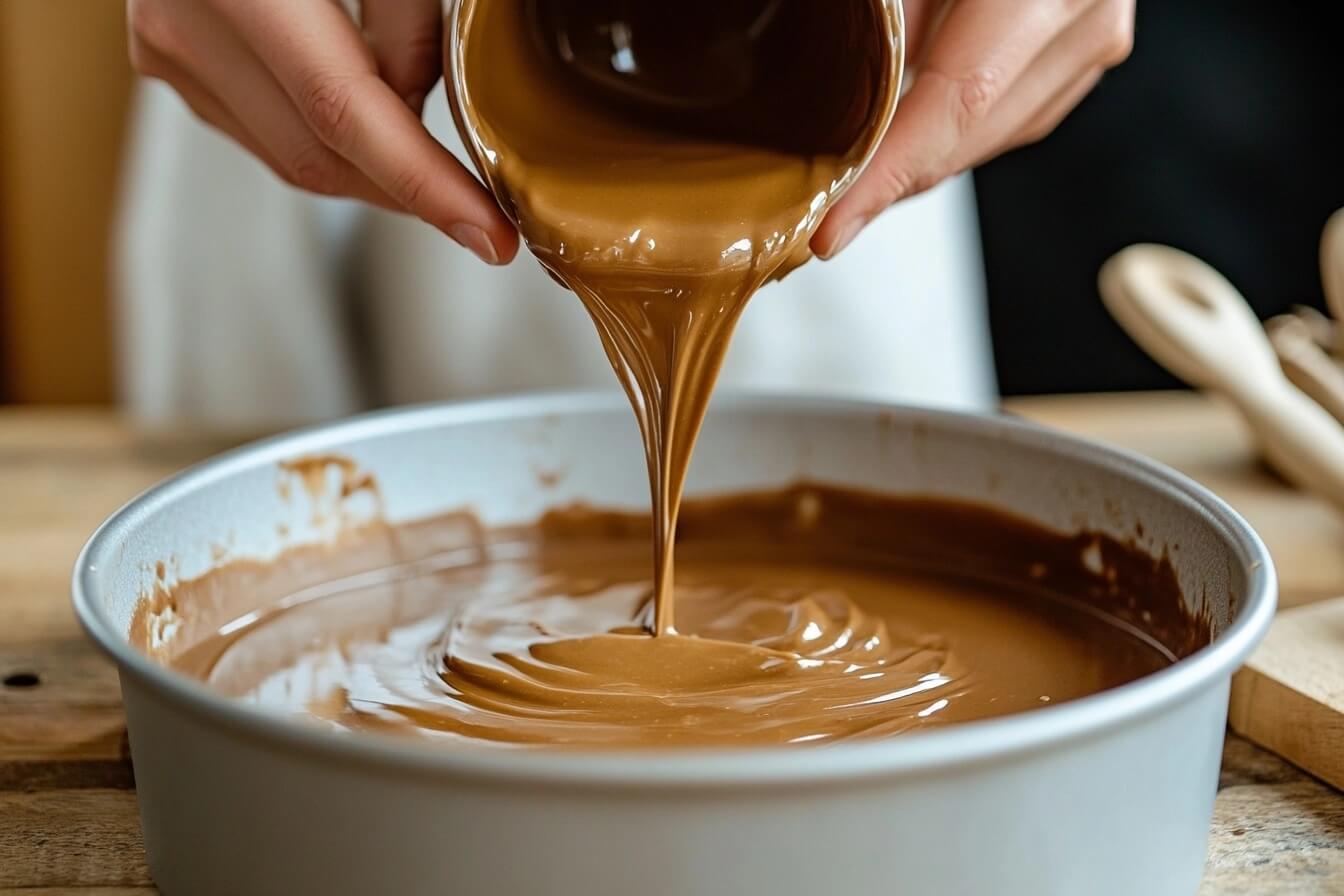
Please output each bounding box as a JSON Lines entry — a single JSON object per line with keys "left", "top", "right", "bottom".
{"left": 1230, "top": 597, "right": 1344, "bottom": 792}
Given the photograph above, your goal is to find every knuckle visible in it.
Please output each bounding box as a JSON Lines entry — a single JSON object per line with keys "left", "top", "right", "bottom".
{"left": 399, "top": 25, "right": 444, "bottom": 69}
{"left": 382, "top": 30, "right": 442, "bottom": 97}
{"left": 299, "top": 73, "right": 359, "bottom": 148}
{"left": 949, "top": 67, "right": 1003, "bottom": 135}
{"left": 385, "top": 166, "right": 429, "bottom": 211}
{"left": 1100, "top": 1, "right": 1136, "bottom": 66}
{"left": 283, "top": 143, "right": 346, "bottom": 196}
{"left": 1018, "top": 120, "right": 1056, "bottom": 147}
{"left": 1102, "top": 26, "right": 1135, "bottom": 67}
{"left": 907, "top": 169, "right": 943, "bottom": 197}
{"left": 873, "top": 161, "right": 920, "bottom": 206}
{"left": 127, "top": 0, "right": 180, "bottom": 57}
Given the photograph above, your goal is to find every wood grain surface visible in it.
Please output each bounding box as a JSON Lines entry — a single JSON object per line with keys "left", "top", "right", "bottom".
{"left": 1, "top": 394, "right": 1341, "bottom": 893}
{"left": 1229, "top": 597, "right": 1344, "bottom": 794}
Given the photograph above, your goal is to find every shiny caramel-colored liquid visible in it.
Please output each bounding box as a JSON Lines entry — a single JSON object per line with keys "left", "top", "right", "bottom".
{"left": 158, "top": 487, "right": 1189, "bottom": 749}
{"left": 143, "top": 4, "right": 1198, "bottom": 750}
{"left": 447, "top": 0, "right": 899, "bottom": 634}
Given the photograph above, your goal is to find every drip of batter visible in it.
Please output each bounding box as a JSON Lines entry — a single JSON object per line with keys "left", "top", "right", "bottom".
{"left": 445, "top": 0, "right": 901, "bottom": 633}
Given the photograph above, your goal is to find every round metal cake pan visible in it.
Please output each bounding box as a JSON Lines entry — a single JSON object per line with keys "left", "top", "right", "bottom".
{"left": 73, "top": 393, "right": 1276, "bottom": 896}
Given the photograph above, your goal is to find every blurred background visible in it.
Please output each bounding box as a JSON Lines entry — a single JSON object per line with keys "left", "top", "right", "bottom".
{"left": 0, "top": 0, "right": 1338, "bottom": 406}
{"left": 977, "top": 0, "right": 1342, "bottom": 395}
{"left": 0, "top": 1, "right": 131, "bottom": 404}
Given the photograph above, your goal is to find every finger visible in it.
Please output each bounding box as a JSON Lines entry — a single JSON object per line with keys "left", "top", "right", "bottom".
{"left": 952, "top": 0, "right": 1131, "bottom": 168}
{"left": 129, "top": 5, "right": 271, "bottom": 162}
{"left": 131, "top": 39, "right": 276, "bottom": 164}
{"left": 132, "top": 3, "right": 405, "bottom": 213}
{"left": 991, "top": 66, "right": 1103, "bottom": 162}
{"left": 1029, "top": 0, "right": 1133, "bottom": 136}
{"left": 902, "top": 0, "right": 954, "bottom": 71}
{"left": 222, "top": 0, "right": 518, "bottom": 264}
{"left": 813, "top": 0, "right": 1097, "bottom": 259}
{"left": 360, "top": 0, "right": 443, "bottom": 115}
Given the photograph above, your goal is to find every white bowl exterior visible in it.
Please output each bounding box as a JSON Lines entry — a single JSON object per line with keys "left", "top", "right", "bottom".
{"left": 77, "top": 394, "right": 1275, "bottom": 896}
{"left": 122, "top": 665, "right": 1226, "bottom": 896}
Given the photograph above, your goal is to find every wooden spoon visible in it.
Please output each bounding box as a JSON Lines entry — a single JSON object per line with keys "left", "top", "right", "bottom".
{"left": 1280, "top": 304, "right": 1338, "bottom": 353}
{"left": 1266, "top": 313, "right": 1344, "bottom": 426}
{"left": 1264, "top": 210, "right": 1344, "bottom": 406}
{"left": 1100, "top": 244, "right": 1344, "bottom": 510}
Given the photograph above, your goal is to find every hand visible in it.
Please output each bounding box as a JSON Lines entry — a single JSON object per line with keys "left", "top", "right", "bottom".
{"left": 127, "top": 0, "right": 518, "bottom": 265}
{"left": 812, "top": 0, "right": 1135, "bottom": 260}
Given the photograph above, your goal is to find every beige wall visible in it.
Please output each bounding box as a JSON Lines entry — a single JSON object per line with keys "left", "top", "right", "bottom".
{"left": 0, "top": 0, "right": 133, "bottom": 403}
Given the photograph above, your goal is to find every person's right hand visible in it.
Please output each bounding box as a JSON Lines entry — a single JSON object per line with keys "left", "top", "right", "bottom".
{"left": 127, "top": 0, "right": 518, "bottom": 265}
{"left": 812, "top": 0, "right": 1134, "bottom": 261}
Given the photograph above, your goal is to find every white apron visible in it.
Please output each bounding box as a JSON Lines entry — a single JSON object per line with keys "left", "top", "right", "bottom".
{"left": 116, "top": 79, "right": 996, "bottom": 431}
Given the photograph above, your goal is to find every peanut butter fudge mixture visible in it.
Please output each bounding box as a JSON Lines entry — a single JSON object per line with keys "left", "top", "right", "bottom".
{"left": 135, "top": 2, "right": 1206, "bottom": 748}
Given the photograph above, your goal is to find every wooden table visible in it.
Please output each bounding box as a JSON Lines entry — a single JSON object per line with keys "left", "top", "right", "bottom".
{"left": 3, "top": 394, "right": 1343, "bottom": 894}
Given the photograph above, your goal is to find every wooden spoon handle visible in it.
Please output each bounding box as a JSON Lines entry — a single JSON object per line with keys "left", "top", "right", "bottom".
{"left": 1282, "top": 305, "right": 1338, "bottom": 353}
{"left": 1268, "top": 314, "right": 1344, "bottom": 426}
{"left": 1250, "top": 392, "right": 1344, "bottom": 513}
{"left": 1100, "top": 244, "right": 1280, "bottom": 391}
{"left": 1102, "top": 244, "right": 1344, "bottom": 511}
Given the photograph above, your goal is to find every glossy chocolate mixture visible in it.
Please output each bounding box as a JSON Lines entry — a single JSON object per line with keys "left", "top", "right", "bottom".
{"left": 445, "top": 0, "right": 900, "bottom": 633}
{"left": 130, "top": 4, "right": 1210, "bottom": 749}
{"left": 143, "top": 485, "right": 1205, "bottom": 749}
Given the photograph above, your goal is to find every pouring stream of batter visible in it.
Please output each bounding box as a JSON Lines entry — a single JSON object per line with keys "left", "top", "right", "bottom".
{"left": 446, "top": 0, "right": 901, "bottom": 634}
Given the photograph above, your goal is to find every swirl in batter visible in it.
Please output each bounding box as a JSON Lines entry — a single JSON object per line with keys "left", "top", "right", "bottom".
{"left": 158, "top": 487, "right": 1192, "bottom": 748}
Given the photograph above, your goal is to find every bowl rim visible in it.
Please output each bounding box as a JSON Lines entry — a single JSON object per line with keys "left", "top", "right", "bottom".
{"left": 73, "top": 390, "right": 1277, "bottom": 788}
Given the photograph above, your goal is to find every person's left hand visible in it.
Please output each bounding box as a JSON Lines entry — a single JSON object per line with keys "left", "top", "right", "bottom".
{"left": 127, "top": 0, "right": 519, "bottom": 265}
{"left": 813, "top": 0, "right": 1135, "bottom": 260}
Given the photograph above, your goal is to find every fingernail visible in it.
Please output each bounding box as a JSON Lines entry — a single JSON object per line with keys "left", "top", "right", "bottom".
{"left": 819, "top": 217, "right": 867, "bottom": 260}
{"left": 449, "top": 223, "right": 500, "bottom": 265}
